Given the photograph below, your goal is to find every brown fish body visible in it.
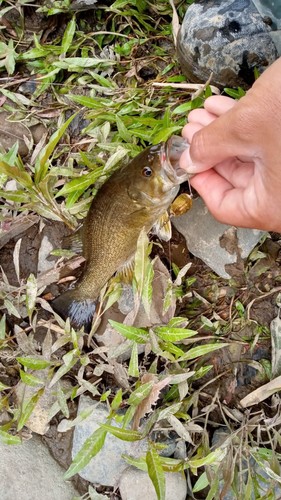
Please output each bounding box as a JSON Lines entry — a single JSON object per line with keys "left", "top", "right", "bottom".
{"left": 53, "top": 137, "right": 190, "bottom": 328}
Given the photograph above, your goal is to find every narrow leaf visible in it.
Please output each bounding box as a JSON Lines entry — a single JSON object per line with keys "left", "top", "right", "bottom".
{"left": 17, "top": 388, "right": 44, "bottom": 431}
{"left": 100, "top": 424, "right": 143, "bottom": 441}
{"left": 177, "top": 343, "right": 228, "bottom": 362}
{"left": 128, "top": 342, "right": 140, "bottom": 378}
{"left": 64, "top": 427, "right": 107, "bottom": 479}
{"left": 127, "top": 382, "right": 154, "bottom": 406}
{"left": 61, "top": 17, "right": 76, "bottom": 54}
{"left": 35, "top": 113, "right": 77, "bottom": 184}
{"left": 146, "top": 446, "right": 166, "bottom": 500}
{"left": 109, "top": 320, "right": 149, "bottom": 343}
{"left": 154, "top": 326, "right": 198, "bottom": 342}
{"left": 0, "top": 430, "right": 21, "bottom": 445}
{"left": 19, "top": 370, "right": 44, "bottom": 387}
{"left": 16, "top": 356, "right": 51, "bottom": 370}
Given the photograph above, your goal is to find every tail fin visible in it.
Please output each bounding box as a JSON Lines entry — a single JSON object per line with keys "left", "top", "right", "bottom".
{"left": 52, "top": 290, "right": 96, "bottom": 331}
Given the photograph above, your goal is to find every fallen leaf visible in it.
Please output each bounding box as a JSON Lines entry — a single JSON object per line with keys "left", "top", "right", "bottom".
{"left": 132, "top": 376, "right": 171, "bottom": 430}
{"left": 240, "top": 375, "right": 281, "bottom": 408}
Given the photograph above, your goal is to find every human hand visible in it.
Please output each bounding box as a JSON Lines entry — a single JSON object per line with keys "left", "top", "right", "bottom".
{"left": 179, "top": 58, "right": 281, "bottom": 232}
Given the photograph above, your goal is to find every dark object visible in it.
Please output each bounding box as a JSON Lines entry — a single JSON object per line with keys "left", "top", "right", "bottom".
{"left": 177, "top": 0, "right": 281, "bottom": 88}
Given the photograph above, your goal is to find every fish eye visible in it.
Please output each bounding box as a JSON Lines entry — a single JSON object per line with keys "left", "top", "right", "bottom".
{"left": 142, "top": 166, "right": 153, "bottom": 177}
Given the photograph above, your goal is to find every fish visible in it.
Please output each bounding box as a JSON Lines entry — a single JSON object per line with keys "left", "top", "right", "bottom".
{"left": 52, "top": 135, "right": 190, "bottom": 330}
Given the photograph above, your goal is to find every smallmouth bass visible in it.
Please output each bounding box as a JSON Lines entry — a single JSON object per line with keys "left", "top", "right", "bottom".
{"left": 53, "top": 135, "right": 190, "bottom": 329}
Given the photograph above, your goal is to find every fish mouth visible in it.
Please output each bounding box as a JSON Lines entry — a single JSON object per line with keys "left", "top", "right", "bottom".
{"left": 161, "top": 135, "right": 191, "bottom": 184}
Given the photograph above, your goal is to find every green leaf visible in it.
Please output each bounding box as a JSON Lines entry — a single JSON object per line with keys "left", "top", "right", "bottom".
{"left": 142, "top": 259, "right": 154, "bottom": 318}
{"left": 16, "top": 356, "right": 51, "bottom": 370}
{"left": 152, "top": 126, "right": 181, "bottom": 144}
{"left": 172, "top": 101, "right": 193, "bottom": 115}
{"left": 56, "top": 167, "right": 104, "bottom": 197}
{"left": 193, "top": 472, "right": 209, "bottom": 493}
{"left": 0, "top": 160, "right": 33, "bottom": 189}
{"left": 0, "top": 189, "right": 30, "bottom": 203}
{"left": 157, "top": 402, "right": 182, "bottom": 421}
{"left": 111, "top": 388, "right": 123, "bottom": 411}
{"left": 101, "top": 424, "right": 143, "bottom": 441}
{"left": 104, "top": 146, "right": 129, "bottom": 172}
{"left": 17, "top": 388, "right": 44, "bottom": 431}
{"left": 0, "top": 382, "right": 10, "bottom": 391}
{"left": 68, "top": 94, "right": 105, "bottom": 109}
{"left": 128, "top": 342, "right": 140, "bottom": 378}
{"left": 49, "top": 354, "right": 78, "bottom": 387}
{"left": 57, "top": 384, "right": 69, "bottom": 418}
{"left": 109, "top": 320, "right": 149, "bottom": 343}
{"left": 127, "top": 381, "right": 153, "bottom": 406}
{"left": 64, "top": 427, "right": 107, "bottom": 479}
{"left": 0, "top": 314, "right": 6, "bottom": 340}
{"left": 146, "top": 446, "right": 166, "bottom": 500}
{"left": 154, "top": 326, "right": 198, "bottom": 342}
{"left": 177, "top": 343, "right": 229, "bottom": 362}
{"left": 123, "top": 454, "right": 148, "bottom": 471}
{"left": 0, "top": 429, "right": 21, "bottom": 445}
{"left": 61, "top": 17, "right": 76, "bottom": 55}
{"left": 134, "top": 229, "right": 152, "bottom": 300}
{"left": 19, "top": 370, "right": 44, "bottom": 387}
{"left": 116, "top": 115, "right": 133, "bottom": 143}
{"left": 35, "top": 113, "right": 77, "bottom": 184}
{"left": 188, "top": 448, "right": 225, "bottom": 469}
{"left": 54, "top": 58, "right": 116, "bottom": 70}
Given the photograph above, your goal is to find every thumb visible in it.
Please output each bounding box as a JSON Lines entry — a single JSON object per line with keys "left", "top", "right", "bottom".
{"left": 180, "top": 102, "right": 255, "bottom": 174}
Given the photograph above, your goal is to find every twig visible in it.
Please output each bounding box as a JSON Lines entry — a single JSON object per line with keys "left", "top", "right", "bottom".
{"left": 152, "top": 81, "right": 220, "bottom": 95}
{"left": 246, "top": 286, "right": 281, "bottom": 321}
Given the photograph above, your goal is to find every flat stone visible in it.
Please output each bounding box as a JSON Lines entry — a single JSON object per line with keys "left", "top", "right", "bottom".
{"left": 119, "top": 467, "right": 187, "bottom": 500}
{"left": 72, "top": 396, "right": 148, "bottom": 486}
{"left": 172, "top": 197, "right": 264, "bottom": 278}
{"left": 0, "top": 435, "right": 78, "bottom": 500}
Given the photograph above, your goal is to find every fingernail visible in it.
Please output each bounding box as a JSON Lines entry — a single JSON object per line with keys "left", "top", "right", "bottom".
{"left": 180, "top": 148, "right": 200, "bottom": 174}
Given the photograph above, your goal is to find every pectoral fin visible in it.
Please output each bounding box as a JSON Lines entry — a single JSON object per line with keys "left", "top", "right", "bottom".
{"left": 151, "top": 211, "right": 172, "bottom": 242}
{"left": 61, "top": 227, "right": 83, "bottom": 254}
{"left": 116, "top": 256, "right": 135, "bottom": 283}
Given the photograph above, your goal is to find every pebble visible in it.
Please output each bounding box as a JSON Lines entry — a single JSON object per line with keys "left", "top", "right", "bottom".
{"left": 72, "top": 396, "right": 148, "bottom": 486}
{"left": 119, "top": 467, "right": 187, "bottom": 500}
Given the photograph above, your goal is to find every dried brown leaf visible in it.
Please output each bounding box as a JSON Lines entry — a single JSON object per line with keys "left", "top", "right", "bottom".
{"left": 0, "top": 215, "right": 39, "bottom": 249}
{"left": 240, "top": 375, "right": 281, "bottom": 408}
{"left": 132, "top": 376, "right": 171, "bottom": 430}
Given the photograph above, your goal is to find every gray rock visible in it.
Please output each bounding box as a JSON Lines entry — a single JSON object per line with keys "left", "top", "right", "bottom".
{"left": 70, "top": 0, "right": 98, "bottom": 10}
{"left": 0, "top": 435, "right": 78, "bottom": 500}
{"left": 72, "top": 396, "right": 148, "bottom": 486}
{"left": 172, "top": 197, "right": 264, "bottom": 278}
{"left": 119, "top": 467, "right": 187, "bottom": 500}
{"left": 177, "top": 0, "right": 280, "bottom": 88}
{"left": 174, "top": 440, "right": 187, "bottom": 460}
